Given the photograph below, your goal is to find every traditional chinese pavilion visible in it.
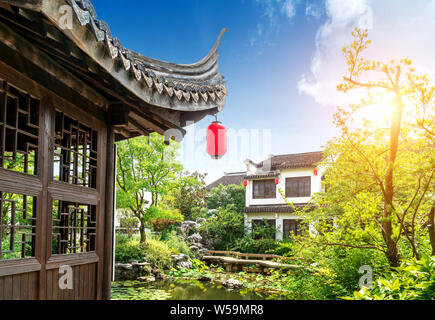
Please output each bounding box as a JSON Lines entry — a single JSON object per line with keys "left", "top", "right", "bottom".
{"left": 0, "top": 0, "right": 227, "bottom": 299}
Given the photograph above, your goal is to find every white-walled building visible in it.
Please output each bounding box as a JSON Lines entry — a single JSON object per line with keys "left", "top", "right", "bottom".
{"left": 243, "top": 152, "right": 324, "bottom": 240}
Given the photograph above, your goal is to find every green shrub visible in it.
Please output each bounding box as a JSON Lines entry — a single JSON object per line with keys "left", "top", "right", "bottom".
{"left": 233, "top": 236, "right": 278, "bottom": 254}
{"left": 267, "top": 241, "right": 295, "bottom": 257}
{"left": 163, "top": 231, "right": 193, "bottom": 257}
{"left": 199, "top": 205, "right": 245, "bottom": 250}
{"left": 115, "top": 233, "right": 146, "bottom": 263}
{"left": 324, "top": 247, "right": 389, "bottom": 295}
{"left": 144, "top": 236, "right": 173, "bottom": 270}
{"left": 190, "top": 207, "right": 211, "bottom": 220}
{"left": 146, "top": 206, "right": 184, "bottom": 232}
{"left": 349, "top": 255, "right": 435, "bottom": 300}
{"left": 207, "top": 184, "right": 246, "bottom": 213}
{"left": 272, "top": 269, "right": 339, "bottom": 300}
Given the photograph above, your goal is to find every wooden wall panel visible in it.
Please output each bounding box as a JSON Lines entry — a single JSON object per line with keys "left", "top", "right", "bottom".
{"left": 0, "top": 272, "right": 38, "bottom": 300}
{"left": 45, "top": 264, "right": 97, "bottom": 300}
{"left": 0, "top": 276, "right": 4, "bottom": 299}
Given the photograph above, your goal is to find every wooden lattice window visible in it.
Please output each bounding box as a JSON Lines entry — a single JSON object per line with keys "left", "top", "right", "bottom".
{"left": 54, "top": 111, "right": 98, "bottom": 188}
{"left": 0, "top": 191, "right": 37, "bottom": 260}
{"left": 51, "top": 200, "right": 96, "bottom": 255}
{"left": 285, "top": 177, "right": 311, "bottom": 198}
{"left": 0, "top": 80, "right": 39, "bottom": 175}
{"left": 253, "top": 179, "right": 276, "bottom": 199}
{"left": 283, "top": 219, "right": 308, "bottom": 238}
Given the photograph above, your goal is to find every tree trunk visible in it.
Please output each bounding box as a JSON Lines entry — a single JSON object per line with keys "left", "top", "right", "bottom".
{"left": 139, "top": 222, "right": 147, "bottom": 243}
{"left": 428, "top": 205, "right": 435, "bottom": 256}
{"left": 382, "top": 202, "right": 401, "bottom": 267}
{"left": 381, "top": 97, "right": 403, "bottom": 267}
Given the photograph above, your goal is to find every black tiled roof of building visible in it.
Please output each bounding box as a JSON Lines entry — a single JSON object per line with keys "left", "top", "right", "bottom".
{"left": 8, "top": 0, "right": 228, "bottom": 114}
{"left": 256, "top": 151, "right": 323, "bottom": 170}
{"left": 206, "top": 172, "right": 246, "bottom": 191}
{"left": 243, "top": 204, "right": 314, "bottom": 213}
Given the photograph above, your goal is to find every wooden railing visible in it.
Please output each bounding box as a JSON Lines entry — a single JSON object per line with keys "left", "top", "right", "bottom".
{"left": 204, "top": 250, "right": 300, "bottom": 262}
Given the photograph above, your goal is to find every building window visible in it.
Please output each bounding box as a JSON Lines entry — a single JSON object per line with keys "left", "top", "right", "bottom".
{"left": 0, "top": 80, "right": 39, "bottom": 175}
{"left": 253, "top": 179, "right": 276, "bottom": 199}
{"left": 51, "top": 200, "right": 97, "bottom": 255}
{"left": 54, "top": 111, "right": 98, "bottom": 188}
{"left": 0, "top": 191, "right": 37, "bottom": 260}
{"left": 285, "top": 176, "right": 311, "bottom": 198}
{"left": 283, "top": 219, "right": 307, "bottom": 238}
{"left": 251, "top": 219, "right": 276, "bottom": 240}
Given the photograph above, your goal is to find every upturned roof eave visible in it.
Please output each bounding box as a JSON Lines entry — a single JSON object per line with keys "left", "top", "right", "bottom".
{"left": 7, "top": 0, "right": 228, "bottom": 113}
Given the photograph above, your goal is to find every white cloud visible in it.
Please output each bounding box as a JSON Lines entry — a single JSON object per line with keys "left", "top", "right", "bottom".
{"left": 251, "top": 0, "right": 299, "bottom": 50}
{"left": 298, "top": 0, "right": 435, "bottom": 108}
{"left": 305, "top": 1, "right": 323, "bottom": 20}
{"left": 281, "top": 0, "right": 297, "bottom": 19}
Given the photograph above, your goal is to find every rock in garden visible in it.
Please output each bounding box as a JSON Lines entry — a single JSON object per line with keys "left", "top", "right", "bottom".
{"left": 188, "top": 233, "right": 203, "bottom": 243}
{"left": 196, "top": 217, "right": 206, "bottom": 224}
{"left": 138, "top": 275, "right": 156, "bottom": 282}
{"left": 222, "top": 279, "right": 243, "bottom": 289}
{"left": 114, "top": 263, "right": 136, "bottom": 281}
{"left": 178, "top": 260, "right": 193, "bottom": 269}
{"left": 131, "top": 261, "right": 152, "bottom": 276}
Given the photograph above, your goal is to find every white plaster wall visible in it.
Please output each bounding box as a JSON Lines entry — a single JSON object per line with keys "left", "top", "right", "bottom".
{"left": 246, "top": 167, "right": 323, "bottom": 206}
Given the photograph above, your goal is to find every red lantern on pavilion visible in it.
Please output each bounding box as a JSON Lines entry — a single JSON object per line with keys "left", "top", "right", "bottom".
{"left": 207, "top": 119, "right": 227, "bottom": 159}
{"left": 313, "top": 168, "right": 318, "bottom": 176}
{"left": 244, "top": 180, "right": 248, "bottom": 187}
{"left": 275, "top": 178, "right": 279, "bottom": 185}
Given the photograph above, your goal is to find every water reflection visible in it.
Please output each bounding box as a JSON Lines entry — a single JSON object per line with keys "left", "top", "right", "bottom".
{"left": 112, "top": 279, "right": 269, "bottom": 300}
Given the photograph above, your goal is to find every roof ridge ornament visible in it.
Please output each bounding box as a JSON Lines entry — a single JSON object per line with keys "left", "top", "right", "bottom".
{"left": 192, "top": 28, "right": 228, "bottom": 67}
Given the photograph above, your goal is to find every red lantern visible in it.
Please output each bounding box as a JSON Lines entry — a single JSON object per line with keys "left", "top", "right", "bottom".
{"left": 207, "top": 121, "right": 227, "bottom": 159}
{"left": 275, "top": 178, "right": 279, "bottom": 185}
{"left": 244, "top": 180, "right": 248, "bottom": 187}
{"left": 313, "top": 168, "right": 318, "bottom": 176}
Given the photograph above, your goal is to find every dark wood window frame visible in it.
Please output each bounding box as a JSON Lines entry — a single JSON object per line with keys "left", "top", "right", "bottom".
{"left": 253, "top": 179, "right": 276, "bottom": 199}
{"left": 283, "top": 219, "right": 307, "bottom": 237}
{"left": 285, "top": 176, "right": 311, "bottom": 198}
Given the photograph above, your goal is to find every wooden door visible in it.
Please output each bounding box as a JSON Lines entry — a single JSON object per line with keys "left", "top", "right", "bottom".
{"left": 0, "top": 63, "right": 107, "bottom": 300}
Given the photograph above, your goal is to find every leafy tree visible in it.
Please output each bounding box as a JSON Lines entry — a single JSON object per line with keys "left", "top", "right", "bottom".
{"left": 306, "top": 28, "right": 434, "bottom": 267}
{"left": 168, "top": 171, "right": 208, "bottom": 220}
{"left": 145, "top": 205, "right": 183, "bottom": 232}
{"left": 199, "top": 205, "right": 245, "bottom": 250}
{"left": 207, "top": 184, "right": 246, "bottom": 213}
{"left": 116, "top": 133, "right": 183, "bottom": 242}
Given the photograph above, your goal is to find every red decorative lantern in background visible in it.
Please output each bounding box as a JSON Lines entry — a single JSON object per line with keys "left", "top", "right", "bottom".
{"left": 275, "top": 178, "right": 279, "bottom": 185}
{"left": 207, "top": 119, "right": 227, "bottom": 159}
{"left": 244, "top": 180, "right": 248, "bottom": 187}
{"left": 313, "top": 168, "right": 318, "bottom": 176}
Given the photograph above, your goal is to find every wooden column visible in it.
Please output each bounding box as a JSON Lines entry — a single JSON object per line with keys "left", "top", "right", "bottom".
{"left": 37, "top": 95, "right": 54, "bottom": 300}
{"left": 102, "top": 126, "right": 115, "bottom": 300}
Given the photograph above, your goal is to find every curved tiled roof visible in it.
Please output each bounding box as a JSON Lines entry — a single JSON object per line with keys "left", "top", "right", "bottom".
{"left": 244, "top": 171, "right": 279, "bottom": 180}
{"left": 68, "top": 0, "right": 227, "bottom": 110}
{"left": 4, "top": 0, "right": 228, "bottom": 114}
{"left": 244, "top": 204, "right": 314, "bottom": 213}
{"left": 256, "top": 151, "right": 323, "bottom": 170}
{"left": 206, "top": 172, "right": 246, "bottom": 190}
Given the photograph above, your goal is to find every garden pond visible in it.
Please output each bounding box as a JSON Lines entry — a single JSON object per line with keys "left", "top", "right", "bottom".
{"left": 111, "top": 279, "right": 280, "bottom": 300}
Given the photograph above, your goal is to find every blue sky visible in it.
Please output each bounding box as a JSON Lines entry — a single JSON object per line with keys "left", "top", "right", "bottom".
{"left": 91, "top": 0, "right": 435, "bottom": 183}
